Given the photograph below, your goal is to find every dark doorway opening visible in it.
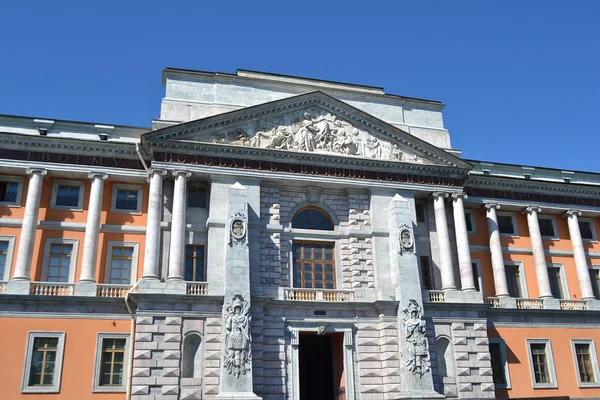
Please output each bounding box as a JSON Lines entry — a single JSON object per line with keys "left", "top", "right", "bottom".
{"left": 299, "top": 332, "right": 345, "bottom": 400}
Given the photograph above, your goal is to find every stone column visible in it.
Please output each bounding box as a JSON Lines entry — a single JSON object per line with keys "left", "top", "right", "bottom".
{"left": 167, "top": 170, "right": 191, "bottom": 282}
{"left": 75, "top": 173, "right": 108, "bottom": 296}
{"left": 433, "top": 192, "right": 456, "bottom": 291}
{"left": 524, "top": 206, "right": 553, "bottom": 298}
{"left": 8, "top": 169, "right": 47, "bottom": 294}
{"left": 484, "top": 204, "right": 509, "bottom": 297}
{"left": 452, "top": 193, "right": 476, "bottom": 291}
{"left": 565, "top": 210, "right": 595, "bottom": 300}
{"left": 142, "top": 169, "right": 167, "bottom": 281}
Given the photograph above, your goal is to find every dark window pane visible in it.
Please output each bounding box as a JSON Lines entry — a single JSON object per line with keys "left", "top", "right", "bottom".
{"left": 292, "top": 208, "right": 333, "bottom": 231}
{"left": 498, "top": 215, "right": 515, "bottom": 235}
{"left": 489, "top": 342, "right": 507, "bottom": 385}
{"left": 547, "top": 267, "right": 564, "bottom": 299}
{"left": 575, "top": 343, "right": 595, "bottom": 383}
{"left": 539, "top": 218, "right": 555, "bottom": 237}
{"left": 530, "top": 343, "right": 549, "bottom": 383}
{"left": 472, "top": 263, "right": 480, "bottom": 291}
{"left": 590, "top": 269, "right": 600, "bottom": 300}
{"left": 184, "top": 245, "right": 205, "bottom": 281}
{"left": 415, "top": 203, "right": 426, "bottom": 223}
{"left": 293, "top": 241, "right": 335, "bottom": 289}
{"left": 465, "top": 212, "right": 473, "bottom": 232}
{"left": 188, "top": 186, "right": 207, "bottom": 208}
{"left": 0, "top": 181, "right": 18, "bottom": 202}
{"left": 116, "top": 190, "right": 138, "bottom": 210}
{"left": 56, "top": 185, "right": 80, "bottom": 207}
{"left": 579, "top": 221, "right": 594, "bottom": 240}
{"left": 506, "top": 266, "right": 521, "bottom": 297}
{"left": 420, "top": 256, "right": 432, "bottom": 290}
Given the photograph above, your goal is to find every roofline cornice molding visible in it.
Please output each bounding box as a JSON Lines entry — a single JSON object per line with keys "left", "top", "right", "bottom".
{"left": 466, "top": 176, "right": 600, "bottom": 198}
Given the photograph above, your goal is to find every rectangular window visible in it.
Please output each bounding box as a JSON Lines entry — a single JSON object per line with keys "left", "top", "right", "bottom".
{"left": 108, "top": 246, "right": 134, "bottom": 284}
{"left": 527, "top": 340, "right": 557, "bottom": 388}
{"left": 489, "top": 341, "right": 509, "bottom": 387}
{"left": 415, "top": 203, "right": 426, "bottom": 223}
{"left": 56, "top": 185, "right": 80, "bottom": 207}
{"left": 116, "top": 189, "right": 138, "bottom": 210}
{"left": 50, "top": 180, "right": 85, "bottom": 210}
{"left": 498, "top": 215, "right": 515, "bottom": 235}
{"left": 421, "top": 256, "right": 432, "bottom": 290}
{"left": 0, "top": 240, "right": 9, "bottom": 281}
{"left": 538, "top": 216, "right": 556, "bottom": 237}
{"left": 575, "top": 343, "right": 596, "bottom": 383}
{"left": 111, "top": 184, "right": 142, "bottom": 213}
{"left": 465, "top": 211, "right": 475, "bottom": 234}
{"left": 47, "top": 244, "right": 73, "bottom": 282}
{"left": 472, "top": 262, "right": 481, "bottom": 291}
{"left": 188, "top": 186, "right": 207, "bottom": 208}
{"left": 22, "top": 332, "right": 65, "bottom": 393}
{"left": 590, "top": 268, "right": 600, "bottom": 300}
{"left": 505, "top": 265, "right": 522, "bottom": 297}
{"left": 0, "top": 180, "right": 19, "bottom": 203}
{"left": 579, "top": 220, "right": 596, "bottom": 240}
{"left": 293, "top": 241, "right": 335, "bottom": 289}
{"left": 547, "top": 266, "right": 564, "bottom": 299}
{"left": 93, "top": 333, "right": 129, "bottom": 392}
{"left": 185, "top": 245, "right": 205, "bottom": 282}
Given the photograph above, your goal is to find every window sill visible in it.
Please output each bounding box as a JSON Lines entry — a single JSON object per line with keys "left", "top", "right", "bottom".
{"left": 500, "top": 234, "right": 520, "bottom": 239}
{"left": 110, "top": 208, "right": 142, "bottom": 215}
{"left": 22, "top": 386, "right": 60, "bottom": 394}
{"left": 0, "top": 202, "right": 21, "bottom": 208}
{"left": 532, "top": 383, "right": 558, "bottom": 389}
{"left": 93, "top": 386, "right": 127, "bottom": 393}
{"left": 578, "top": 382, "right": 600, "bottom": 388}
{"left": 50, "top": 205, "right": 83, "bottom": 212}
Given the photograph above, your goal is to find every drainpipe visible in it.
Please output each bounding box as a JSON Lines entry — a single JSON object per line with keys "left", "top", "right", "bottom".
{"left": 125, "top": 279, "right": 142, "bottom": 400}
{"left": 135, "top": 142, "right": 149, "bottom": 172}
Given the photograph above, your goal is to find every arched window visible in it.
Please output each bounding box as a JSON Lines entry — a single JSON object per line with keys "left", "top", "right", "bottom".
{"left": 292, "top": 207, "right": 334, "bottom": 231}
{"left": 436, "top": 337, "right": 455, "bottom": 378}
{"left": 181, "top": 333, "right": 202, "bottom": 379}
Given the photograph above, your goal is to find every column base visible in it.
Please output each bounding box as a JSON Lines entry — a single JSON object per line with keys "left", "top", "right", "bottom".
{"left": 498, "top": 297, "right": 517, "bottom": 308}
{"left": 216, "top": 392, "right": 262, "bottom": 400}
{"left": 164, "top": 278, "right": 187, "bottom": 294}
{"left": 6, "top": 280, "right": 31, "bottom": 295}
{"left": 445, "top": 290, "right": 483, "bottom": 304}
{"left": 74, "top": 281, "right": 97, "bottom": 296}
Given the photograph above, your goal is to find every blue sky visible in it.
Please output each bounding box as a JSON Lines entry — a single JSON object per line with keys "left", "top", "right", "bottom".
{"left": 1, "top": 1, "right": 598, "bottom": 171}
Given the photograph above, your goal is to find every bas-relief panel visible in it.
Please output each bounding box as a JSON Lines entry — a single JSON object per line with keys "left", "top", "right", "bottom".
{"left": 209, "top": 109, "right": 428, "bottom": 164}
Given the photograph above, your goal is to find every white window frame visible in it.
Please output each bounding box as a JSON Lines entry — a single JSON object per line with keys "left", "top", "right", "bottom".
{"left": 548, "top": 263, "right": 569, "bottom": 299}
{"left": 527, "top": 339, "right": 558, "bottom": 389}
{"left": 22, "top": 331, "right": 66, "bottom": 393}
{"left": 579, "top": 218, "right": 597, "bottom": 242}
{"left": 571, "top": 339, "right": 600, "bottom": 387}
{"left": 505, "top": 261, "right": 528, "bottom": 298}
{"left": 110, "top": 184, "right": 143, "bottom": 214}
{"left": 41, "top": 238, "right": 79, "bottom": 283}
{"left": 104, "top": 241, "right": 139, "bottom": 285}
{"left": 538, "top": 215, "right": 559, "bottom": 240}
{"left": 92, "top": 333, "right": 130, "bottom": 393}
{"left": 465, "top": 209, "right": 476, "bottom": 235}
{"left": 50, "top": 179, "right": 86, "bottom": 211}
{"left": 489, "top": 338, "right": 511, "bottom": 389}
{"left": 497, "top": 212, "right": 518, "bottom": 237}
{"left": 0, "top": 235, "right": 16, "bottom": 281}
{"left": 0, "top": 175, "right": 25, "bottom": 207}
{"left": 471, "top": 258, "right": 484, "bottom": 296}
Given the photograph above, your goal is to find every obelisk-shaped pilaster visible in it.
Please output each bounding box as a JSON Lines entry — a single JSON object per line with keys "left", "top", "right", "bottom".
{"left": 217, "top": 182, "right": 261, "bottom": 400}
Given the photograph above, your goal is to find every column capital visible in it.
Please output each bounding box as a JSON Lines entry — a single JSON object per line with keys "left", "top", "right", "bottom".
{"left": 483, "top": 203, "right": 500, "bottom": 211}
{"left": 432, "top": 192, "right": 449, "bottom": 200}
{"left": 522, "top": 206, "right": 542, "bottom": 215}
{"left": 451, "top": 192, "right": 468, "bottom": 201}
{"left": 25, "top": 168, "right": 47, "bottom": 176}
{"left": 172, "top": 170, "right": 192, "bottom": 178}
{"left": 146, "top": 169, "right": 167, "bottom": 182}
{"left": 565, "top": 209, "right": 582, "bottom": 218}
{"left": 87, "top": 172, "right": 108, "bottom": 180}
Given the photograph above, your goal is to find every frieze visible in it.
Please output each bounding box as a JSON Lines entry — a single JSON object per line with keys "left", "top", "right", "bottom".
{"left": 466, "top": 187, "right": 600, "bottom": 207}
{"left": 0, "top": 148, "right": 146, "bottom": 170}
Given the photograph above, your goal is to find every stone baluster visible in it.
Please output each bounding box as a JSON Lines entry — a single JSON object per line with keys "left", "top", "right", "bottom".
{"left": 433, "top": 192, "right": 456, "bottom": 291}
{"left": 565, "top": 210, "right": 595, "bottom": 300}
{"left": 452, "top": 193, "right": 476, "bottom": 291}
{"left": 523, "top": 206, "right": 553, "bottom": 298}
{"left": 484, "top": 203, "right": 509, "bottom": 297}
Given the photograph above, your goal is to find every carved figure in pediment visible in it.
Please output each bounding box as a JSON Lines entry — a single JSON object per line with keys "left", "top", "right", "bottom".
{"left": 364, "top": 137, "right": 382, "bottom": 158}
{"left": 402, "top": 152, "right": 424, "bottom": 164}
{"left": 293, "top": 112, "right": 326, "bottom": 152}
{"left": 391, "top": 144, "right": 402, "bottom": 160}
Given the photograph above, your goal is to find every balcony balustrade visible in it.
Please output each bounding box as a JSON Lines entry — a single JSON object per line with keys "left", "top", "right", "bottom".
{"left": 283, "top": 288, "right": 354, "bottom": 302}
{"left": 30, "top": 282, "right": 74, "bottom": 296}
{"left": 186, "top": 282, "right": 209, "bottom": 295}
{"left": 97, "top": 284, "right": 131, "bottom": 298}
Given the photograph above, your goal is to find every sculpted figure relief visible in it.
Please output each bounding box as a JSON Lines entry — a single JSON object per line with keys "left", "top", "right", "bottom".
{"left": 402, "top": 299, "right": 431, "bottom": 377}
{"left": 211, "top": 109, "right": 427, "bottom": 163}
{"left": 222, "top": 294, "right": 252, "bottom": 378}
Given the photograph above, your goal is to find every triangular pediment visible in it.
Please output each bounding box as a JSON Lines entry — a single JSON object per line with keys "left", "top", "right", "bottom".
{"left": 143, "top": 91, "right": 471, "bottom": 170}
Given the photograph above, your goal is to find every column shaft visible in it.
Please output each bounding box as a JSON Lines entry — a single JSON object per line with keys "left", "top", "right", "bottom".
{"left": 433, "top": 192, "right": 456, "bottom": 290}
{"left": 566, "top": 210, "right": 595, "bottom": 300}
{"left": 524, "top": 207, "right": 553, "bottom": 298}
{"left": 142, "top": 170, "right": 166, "bottom": 279}
{"left": 168, "top": 171, "right": 190, "bottom": 280}
{"left": 79, "top": 173, "right": 107, "bottom": 282}
{"left": 485, "top": 204, "right": 509, "bottom": 297}
{"left": 12, "top": 169, "right": 46, "bottom": 280}
{"left": 452, "top": 194, "right": 476, "bottom": 291}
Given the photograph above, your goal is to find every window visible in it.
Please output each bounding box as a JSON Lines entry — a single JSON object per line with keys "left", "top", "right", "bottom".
{"left": 188, "top": 186, "right": 207, "bottom": 208}
{"left": 46, "top": 243, "right": 73, "bottom": 282}
{"left": 182, "top": 333, "right": 202, "bottom": 379}
{"left": 472, "top": 262, "right": 481, "bottom": 292}
{"left": 590, "top": 268, "right": 600, "bottom": 300}
{"left": 111, "top": 184, "right": 142, "bottom": 213}
{"left": 0, "top": 237, "right": 16, "bottom": 281}
{"left": 579, "top": 220, "right": 596, "bottom": 241}
{"left": 505, "top": 265, "right": 522, "bottom": 298}
{"left": 415, "top": 203, "right": 426, "bottom": 223}
{"left": 538, "top": 216, "right": 556, "bottom": 238}
{"left": 547, "top": 266, "right": 565, "bottom": 299}
{"left": 22, "top": 332, "right": 66, "bottom": 393}
{"left": 420, "top": 256, "right": 433, "bottom": 290}
{"left": 436, "top": 337, "right": 454, "bottom": 378}
{"left": 104, "top": 242, "right": 138, "bottom": 285}
{"left": 293, "top": 241, "right": 335, "bottom": 289}
{"left": 50, "top": 180, "right": 85, "bottom": 210}
{"left": 489, "top": 339, "right": 510, "bottom": 388}
{"left": 185, "top": 245, "right": 205, "bottom": 282}
{"left": 93, "top": 334, "right": 129, "bottom": 392}
{"left": 465, "top": 211, "right": 475, "bottom": 234}
{"left": 0, "top": 176, "right": 24, "bottom": 206}
{"left": 527, "top": 340, "right": 557, "bottom": 388}
{"left": 572, "top": 340, "right": 600, "bottom": 387}
{"left": 292, "top": 207, "right": 333, "bottom": 230}
{"left": 498, "top": 214, "right": 515, "bottom": 235}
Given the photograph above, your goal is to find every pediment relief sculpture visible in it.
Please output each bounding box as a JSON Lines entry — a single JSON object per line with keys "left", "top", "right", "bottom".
{"left": 210, "top": 109, "right": 428, "bottom": 164}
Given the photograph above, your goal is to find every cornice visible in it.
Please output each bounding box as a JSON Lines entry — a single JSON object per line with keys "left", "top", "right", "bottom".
{"left": 466, "top": 175, "right": 600, "bottom": 198}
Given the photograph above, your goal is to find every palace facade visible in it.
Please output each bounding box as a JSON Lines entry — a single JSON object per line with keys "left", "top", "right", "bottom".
{"left": 0, "top": 68, "right": 599, "bottom": 400}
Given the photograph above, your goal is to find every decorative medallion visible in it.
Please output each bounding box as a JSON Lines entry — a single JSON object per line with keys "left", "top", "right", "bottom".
{"left": 222, "top": 294, "right": 252, "bottom": 378}
{"left": 399, "top": 224, "right": 414, "bottom": 253}
{"left": 230, "top": 212, "right": 247, "bottom": 245}
{"left": 402, "top": 299, "right": 430, "bottom": 377}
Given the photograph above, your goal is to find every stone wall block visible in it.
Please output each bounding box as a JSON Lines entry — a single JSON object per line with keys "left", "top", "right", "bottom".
{"left": 132, "top": 376, "right": 157, "bottom": 385}
{"left": 133, "top": 367, "right": 150, "bottom": 377}
{"left": 162, "top": 385, "right": 179, "bottom": 395}
{"left": 137, "top": 316, "right": 154, "bottom": 325}
{"left": 158, "top": 325, "right": 181, "bottom": 333}
{"left": 164, "top": 333, "right": 182, "bottom": 342}
{"left": 135, "top": 332, "right": 153, "bottom": 342}
{"left": 131, "top": 385, "right": 150, "bottom": 395}
{"left": 134, "top": 350, "right": 152, "bottom": 359}
{"left": 136, "top": 324, "right": 159, "bottom": 333}
{"left": 165, "top": 316, "right": 182, "bottom": 325}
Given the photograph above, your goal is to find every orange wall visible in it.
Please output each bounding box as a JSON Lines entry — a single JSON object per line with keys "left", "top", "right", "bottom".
{"left": 490, "top": 326, "right": 600, "bottom": 399}
{"left": 0, "top": 317, "right": 130, "bottom": 399}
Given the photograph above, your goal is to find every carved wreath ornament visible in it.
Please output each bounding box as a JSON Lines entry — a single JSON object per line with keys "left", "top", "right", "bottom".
{"left": 399, "top": 224, "right": 414, "bottom": 254}
{"left": 402, "top": 299, "right": 431, "bottom": 377}
{"left": 222, "top": 294, "right": 252, "bottom": 378}
{"left": 230, "top": 212, "right": 247, "bottom": 245}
